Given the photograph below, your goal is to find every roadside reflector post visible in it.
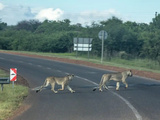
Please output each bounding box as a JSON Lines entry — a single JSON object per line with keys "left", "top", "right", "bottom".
{"left": 10, "top": 68, "right": 17, "bottom": 88}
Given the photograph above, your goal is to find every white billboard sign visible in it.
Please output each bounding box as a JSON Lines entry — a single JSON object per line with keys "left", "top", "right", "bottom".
{"left": 73, "top": 38, "right": 93, "bottom": 51}
{"left": 74, "top": 44, "right": 92, "bottom": 51}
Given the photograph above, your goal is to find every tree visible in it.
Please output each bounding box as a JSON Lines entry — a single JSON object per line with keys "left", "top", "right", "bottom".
{"left": 150, "top": 12, "right": 160, "bottom": 29}
{"left": 100, "top": 17, "right": 125, "bottom": 56}
{"left": 141, "top": 30, "right": 160, "bottom": 63}
{"left": 16, "top": 20, "right": 41, "bottom": 32}
{"left": 0, "top": 19, "right": 7, "bottom": 30}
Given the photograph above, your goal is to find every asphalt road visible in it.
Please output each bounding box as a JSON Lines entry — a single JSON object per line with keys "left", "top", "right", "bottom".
{"left": 0, "top": 53, "right": 160, "bottom": 120}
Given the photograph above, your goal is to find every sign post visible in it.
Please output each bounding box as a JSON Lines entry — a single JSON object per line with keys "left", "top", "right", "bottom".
{"left": 1, "top": 84, "right": 3, "bottom": 91}
{"left": 98, "top": 30, "right": 108, "bottom": 63}
{"left": 10, "top": 68, "right": 17, "bottom": 88}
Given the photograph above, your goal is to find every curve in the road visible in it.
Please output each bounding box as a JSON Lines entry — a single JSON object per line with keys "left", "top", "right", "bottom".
{"left": 75, "top": 75, "right": 142, "bottom": 120}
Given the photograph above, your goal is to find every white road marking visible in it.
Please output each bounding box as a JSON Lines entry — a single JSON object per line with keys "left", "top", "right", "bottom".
{"left": 75, "top": 76, "right": 114, "bottom": 88}
{"left": 76, "top": 75, "right": 142, "bottom": 120}
{"left": 46, "top": 67, "right": 51, "bottom": 70}
{"left": 110, "top": 91, "right": 142, "bottom": 120}
{"left": 65, "top": 72, "right": 72, "bottom": 75}
{"left": 0, "top": 57, "right": 5, "bottom": 60}
{"left": 19, "top": 61, "right": 24, "bottom": 63}
{"left": 86, "top": 71, "right": 97, "bottom": 74}
{"left": 57, "top": 70, "right": 62, "bottom": 72}
{"left": 28, "top": 63, "right": 33, "bottom": 65}
{"left": 76, "top": 76, "right": 98, "bottom": 86}
{"left": 37, "top": 65, "right": 42, "bottom": 67}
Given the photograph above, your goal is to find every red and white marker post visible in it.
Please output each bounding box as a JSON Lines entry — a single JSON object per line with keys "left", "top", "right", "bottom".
{"left": 10, "top": 68, "right": 17, "bottom": 88}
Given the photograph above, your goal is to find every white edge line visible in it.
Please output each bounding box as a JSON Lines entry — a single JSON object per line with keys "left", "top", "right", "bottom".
{"left": 110, "top": 91, "right": 142, "bottom": 120}
{"left": 75, "top": 75, "right": 142, "bottom": 120}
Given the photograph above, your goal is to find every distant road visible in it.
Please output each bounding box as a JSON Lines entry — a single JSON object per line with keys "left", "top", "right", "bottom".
{"left": 0, "top": 53, "right": 160, "bottom": 120}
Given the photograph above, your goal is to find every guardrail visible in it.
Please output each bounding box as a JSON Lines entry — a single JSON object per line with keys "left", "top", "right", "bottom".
{"left": 0, "top": 77, "right": 10, "bottom": 91}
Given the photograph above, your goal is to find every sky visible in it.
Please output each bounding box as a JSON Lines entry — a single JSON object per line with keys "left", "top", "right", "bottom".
{"left": 0, "top": 0, "right": 160, "bottom": 25}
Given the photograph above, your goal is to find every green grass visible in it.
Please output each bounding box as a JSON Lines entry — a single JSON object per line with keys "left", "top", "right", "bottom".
{"left": 108, "top": 58, "right": 160, "bottom": 73}
{"left": 0, "top": 69, "right": 28, "bottom": 120}
{"left": 0, "top": 69, "right": 8, "bottom": 77}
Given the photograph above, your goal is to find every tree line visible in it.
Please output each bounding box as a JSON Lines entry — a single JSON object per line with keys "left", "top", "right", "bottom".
{"left": 0, "top": 13, "right": 160, "bottom": 65}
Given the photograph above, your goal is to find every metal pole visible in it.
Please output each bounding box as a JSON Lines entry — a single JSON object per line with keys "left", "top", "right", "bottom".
{"left": 88, "top": 38, "right": 90, "bottom": 60}
{"left": 76, "top": 38, "right": 78, "bottom": 58}
{"left": 12, "top": 81, "right": 14, "bottom": 88}
{"left": 101, "top": 31, "right": 104, "bottom": 63}
{"left": 1, "top": 84, "right": 3, "bottom": 91}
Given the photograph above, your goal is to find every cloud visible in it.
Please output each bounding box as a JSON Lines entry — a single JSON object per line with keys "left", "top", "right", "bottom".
{"left": 35, "top": 8, "right": 64, "bottom": 21}
{"left": 0, "top": 2, "right": 120, "bottom": 26}
{"left": 63, "top": 9, "right": 120, "bottom": 25}
{"left": 0, "top": 4, "right": 64, "bottom": 25}
{"left": 0, "top": 3, "right": 5, "bottom": 10}
{"left": 0, "top": 4, "right": 35, "bottom": 25}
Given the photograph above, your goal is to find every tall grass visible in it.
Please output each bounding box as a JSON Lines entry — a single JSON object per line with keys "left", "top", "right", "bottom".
{"left": 0, "top": 84, "right": 28, "bottom": 120}
{"left": 109, "top": 58, "right": 160, "bottom": 72}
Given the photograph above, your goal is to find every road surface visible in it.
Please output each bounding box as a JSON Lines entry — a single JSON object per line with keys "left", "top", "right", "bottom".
{"left": 0, "top": 53, "right": 160, "bottom": 120}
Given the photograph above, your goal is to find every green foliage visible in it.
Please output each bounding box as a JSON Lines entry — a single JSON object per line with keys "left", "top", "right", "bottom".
{"left": 16, "top": 20, "right": 41, "bottom": 32}
{"left": 0, "top": 19, "right": 7, "bottom": 30}
{"left": 0, "top": 13, "right": 160, "bottom": 65}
